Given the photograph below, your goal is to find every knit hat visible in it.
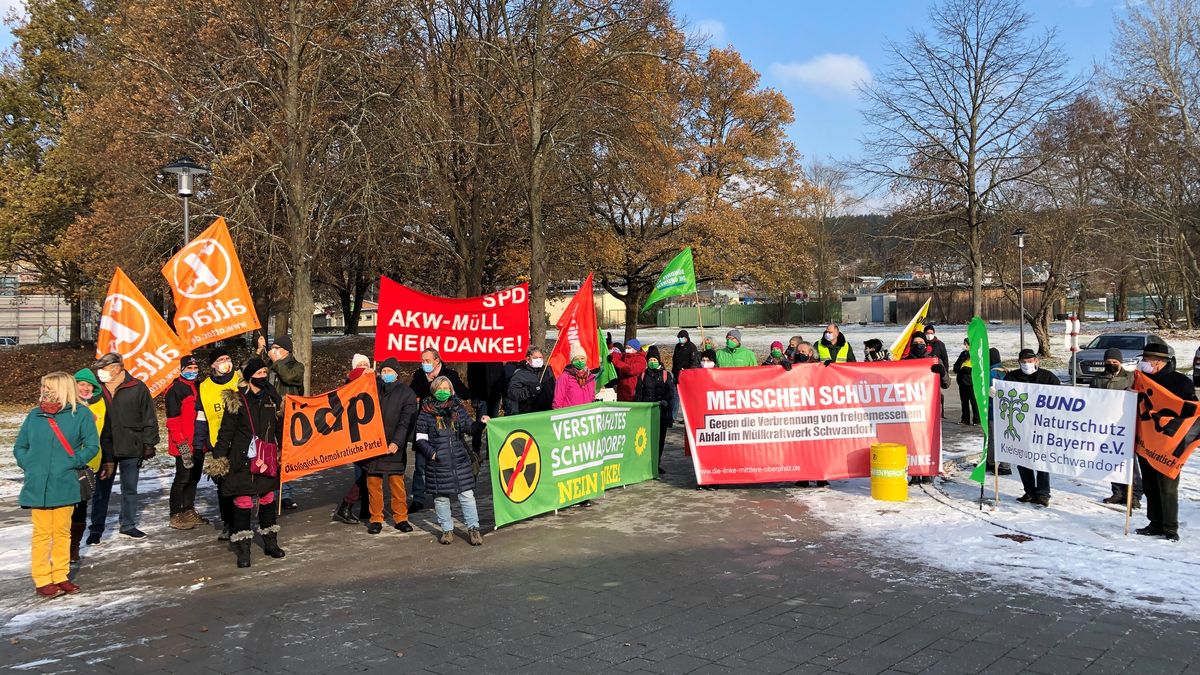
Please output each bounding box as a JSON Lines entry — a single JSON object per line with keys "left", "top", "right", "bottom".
{"left": 677, "top": 329, "right": 690, "bottom": 339}
{"left": 242, "top": 357, "right": 267, "bottom": 382}
{"left": 91, "top": 352, "right": 122, "bottom": 369}
{"left": 726, "top": 329, "right": 742, "bottom": 342}
{"left": 379, "top": 357, "right": 402, "bottom": 373}
{"left": 271, "top": 335, "right": 293, "bottom": 353}
{"left": 1018, "top": 348, "right": 1037, "bottom": 361}
{"left": 701, "top": 348, "right": 717, "bottom": 363}
{"left": 646, "top": 346, "right": 662, "bottom": 362}
{"left": 180, "top": 355, "right": 199, "bottom": 369}
{"left": 570, "top": 342, "right": 587, "bottom": 360}
{"left": 1142, "top": 342, "right": 1171, "bottom": 359}
{"left": 924, "top": 324, "right": 936, "bottom": 334}
{"left": 352, "top": 353, "right": 371, "bottom": 370}
{"left": 770, "top": 340, "right": 784, "bottom": 351}
{"left": 1103, "top": 348, "right": 1124, "bottom": 362}
{"left": 74, "top": 368, "right": 100, "bottom": 388}
{"left": 627, "top": 338, "right": 641, "bottom": 350}
{"left": 208, "top": 347, "right": 230, "bottom": 364}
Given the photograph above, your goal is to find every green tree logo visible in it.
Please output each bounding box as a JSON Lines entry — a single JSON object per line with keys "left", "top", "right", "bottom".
{"left": 997, "top": 388, "right": 1030, "bottom": 441}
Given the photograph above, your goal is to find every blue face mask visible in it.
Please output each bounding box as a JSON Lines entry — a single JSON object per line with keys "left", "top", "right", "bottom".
{"left": 182, "top": 371, "right": 198, "bottom": 381}
{"left": 421, "top": 363, "right": 434, "bottom": 374}
{"left": 381, "top": 373, "right": 397, "bottom": 384}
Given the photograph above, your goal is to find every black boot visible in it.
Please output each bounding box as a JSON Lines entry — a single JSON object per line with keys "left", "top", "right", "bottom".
{"left": 332, "top": 501, "right": 359, "bottom": 524}
{"left": 262, "top": 529, "right": 286, "bottom": 558}
{"left": 233, "top": 537, "right": 252, "bottom": 568}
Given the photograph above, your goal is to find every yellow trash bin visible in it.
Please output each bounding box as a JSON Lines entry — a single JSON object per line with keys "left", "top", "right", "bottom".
{"left": 870, "top": 442, "right": 909, "bottom": 502}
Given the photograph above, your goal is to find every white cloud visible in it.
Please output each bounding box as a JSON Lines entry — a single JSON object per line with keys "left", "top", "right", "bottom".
{"left": 690, "top": 18, "right": 726, "bottom": 46}
{"left": 770, "top": 53, "right": 873, "bottom": 97}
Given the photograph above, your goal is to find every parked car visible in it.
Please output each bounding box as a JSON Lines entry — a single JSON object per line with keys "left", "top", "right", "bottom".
{"left": 0, "top": 337, "right": 16, "bottom": 348}
{"left": 1068, "top": 332, "right": 1174, "bottom": 385}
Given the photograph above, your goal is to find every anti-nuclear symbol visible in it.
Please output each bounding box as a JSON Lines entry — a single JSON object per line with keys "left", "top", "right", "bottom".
{"left": 498, "top": 430, "right": 540, "bottom": 503}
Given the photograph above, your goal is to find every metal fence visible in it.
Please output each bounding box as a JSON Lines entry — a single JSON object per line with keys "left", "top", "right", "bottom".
{"left": 656, "top": 302, "right": 841, "bottom": 328}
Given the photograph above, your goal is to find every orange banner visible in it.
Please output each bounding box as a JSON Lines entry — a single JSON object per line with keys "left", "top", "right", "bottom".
{"left": 95, "top": 268, "right": 188, "bottom": 397}
{"left": 280, "top": 375, "right": 388, "bottom": 483}
{"left": 1131, "top": 372, "right": 1200, "bottom": 479}
{"left": 162, "top": 217, "right": 260, "bottom": 350}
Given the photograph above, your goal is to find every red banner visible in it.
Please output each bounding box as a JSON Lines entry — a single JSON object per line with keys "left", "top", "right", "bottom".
{"left": 678, "top": 360, "right": 942, "bottom": 484}
{"left": 374, "top": 277, "right": 529, "bottom": 362}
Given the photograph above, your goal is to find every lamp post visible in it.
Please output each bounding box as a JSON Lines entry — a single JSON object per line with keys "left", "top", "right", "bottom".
{"left": 1013, "top": 228, "right": 1027, "bottom": 352}
{"left": 162, "top": 156, "right": 209, "bottom": 244}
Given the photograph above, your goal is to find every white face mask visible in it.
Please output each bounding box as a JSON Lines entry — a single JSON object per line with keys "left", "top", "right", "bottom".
{"left": 215, "top": 361, "right": 233, "bottom": 375}
{"left": 625, "top": 348, "right": 635, "bottom": 354}
{"left": 530, "top": 358, "right": 544, "bottom": 369}
{"left": 824, "top": 332, "right": 833, "bottom": 342}
{"left": 701, "top": 361, "right": 715, "bottom": 369}
{"left": 925, "top": 334, "right": 935, "bottom": 342}
{"left": 1138, "top": 360, "right": 1157, "bottom": 374}
{"left": 96, "top": 368, "right": 113, "bottom": 383}
{"left": 1020, "top": 362, "right": 1037, "bottom": 375}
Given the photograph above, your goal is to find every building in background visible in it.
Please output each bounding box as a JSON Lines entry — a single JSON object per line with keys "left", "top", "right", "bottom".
{"left": 0, "top": 262, "right": 95, "bottom": 344}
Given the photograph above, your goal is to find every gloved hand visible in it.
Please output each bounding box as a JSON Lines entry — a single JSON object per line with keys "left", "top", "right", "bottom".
{"left": 177, "top": 442, "right": 194, "bottom": 469}
{"left": 142, "top": 444, "right": 156, "bottom": 460}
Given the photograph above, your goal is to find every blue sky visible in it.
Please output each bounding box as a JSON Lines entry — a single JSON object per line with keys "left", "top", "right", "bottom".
{"left": 0, "top": 1, "right": 1122, "bottom": 176}
{"left": 675, "top": 0, "right": 1124, "bottom": 170}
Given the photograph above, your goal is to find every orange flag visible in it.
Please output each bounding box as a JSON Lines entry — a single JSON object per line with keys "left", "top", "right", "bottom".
{"left": 1132, "top": 372, "right": 1200, "bottom": 480}
{"left": 96, "top": 268, "right": 188, "bottom": 397}
{"left": 162, "top": 217, "right": 260, "bottom": 350}
{"left": 280, "top": 375, "right": 388, "bottom": 484}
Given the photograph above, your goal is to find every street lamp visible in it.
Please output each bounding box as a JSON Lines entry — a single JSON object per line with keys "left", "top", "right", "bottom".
{"left": 1013, "top": 228, "right": 1026, "bottom": 351}
{"left": 162, "top": 156, "right": 209, "bottom": 244}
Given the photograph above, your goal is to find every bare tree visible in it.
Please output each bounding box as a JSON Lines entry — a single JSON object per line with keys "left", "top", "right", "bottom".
{"left": 859, "top": 0, "right": 1080, "bottom": 318}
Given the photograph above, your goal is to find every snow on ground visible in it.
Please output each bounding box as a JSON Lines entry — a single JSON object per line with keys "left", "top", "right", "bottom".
{"left": 792, "top": 428, "right": 1200, "bottom": 617}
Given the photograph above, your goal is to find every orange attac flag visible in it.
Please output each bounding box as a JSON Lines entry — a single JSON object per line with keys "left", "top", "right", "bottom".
{"left": 162, "top": 217, "right": 260, "bottom": 350}
{"left": 280, "top": 375, "right": 389, "bottom": 483}
{"left": 547, "top": 273, "right": 601, "bottom": 376}
{"left": 1131, "top": 372, "right": 1200, "bottom": 480}
{"left": 96, "top": 268, "right": 188, "bottom": 397}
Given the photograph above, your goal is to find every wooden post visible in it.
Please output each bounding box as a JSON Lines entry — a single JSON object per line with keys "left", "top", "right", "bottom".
{"left": 694, "top": 291, "right": 706, "bottom": 343}
{"left": 1124, "top": 483, "right": 1134, "bottom": 536}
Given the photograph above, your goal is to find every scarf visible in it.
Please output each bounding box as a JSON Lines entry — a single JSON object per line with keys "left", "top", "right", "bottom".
{"left": 39, "top": 400, "right": 63, "bottom": 415}
{"left": 570, "top": 366, "right": 590, "bottom": 387}
{"left": 421, "top": 395, "right": 459, "bottom": 416}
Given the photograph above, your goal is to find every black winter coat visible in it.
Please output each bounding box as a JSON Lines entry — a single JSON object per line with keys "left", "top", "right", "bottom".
{"left": 361, "top": 378, "right": 418, "bottom": 475}
{"left": 413, "top": 398, "right": 482, "bottom": 497}
{"left": 505, "top": 365, "right": 556, "bottom": 415}
{"left": 672, "top": 341, "right": 700, "bottom": 378}
{"left": 1003, "top": 367, "right": 1061, "bottom": 386}
{"left": 1146, "top": 363, "right": 1197, "bottom": 401}
{"left": 927, "top": 338, "right": 950, "bottom": 372}
{"left": 100, "top": 374, "right": 159, "bottom": 463}
{"left": 953, "top": 349, "right": 972, "bottom": 387}
{"left": 467, "top": 362, "right": 508, "bottom": 404}
{"left": 634, "top": 368, "right": 676, "bottom": 428}
{"left": 410, "top": 366, "right": 470, "bottom": 401}
{"left": 211, "top": 385, "right": 282, "bottom": 498}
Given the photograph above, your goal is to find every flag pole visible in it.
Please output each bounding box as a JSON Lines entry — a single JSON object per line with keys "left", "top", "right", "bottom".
{"left": 694, "top": 290, "right": 706, "bottom": 344}
{"left": 1123, "top": 477, "right": 1134, "bottom": 536}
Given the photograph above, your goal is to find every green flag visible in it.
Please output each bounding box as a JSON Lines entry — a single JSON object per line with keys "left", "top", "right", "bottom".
{"left": 596, "top": 327, "right": 617, "bottom": 389}
{"left": 967, "top": 317, "right": 992, "bottom": 484}
{"left": 642, "top": 248, "right": 697, "bottom": 310}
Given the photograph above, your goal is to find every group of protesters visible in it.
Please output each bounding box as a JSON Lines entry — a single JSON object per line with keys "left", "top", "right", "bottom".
{"left": 12, "top": 322, "right": 1189, "bottom": 599}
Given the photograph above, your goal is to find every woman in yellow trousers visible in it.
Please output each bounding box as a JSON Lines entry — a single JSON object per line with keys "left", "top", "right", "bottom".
{"left": 14, "top": 372, "right": 100, "bottom": 598}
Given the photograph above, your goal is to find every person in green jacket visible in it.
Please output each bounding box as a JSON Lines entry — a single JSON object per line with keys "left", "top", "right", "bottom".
{"left": 14, "top": 372, "right": 100, "bottom": 598}
{"left": 715, "top": 329, "right": 758, "bottom": 367}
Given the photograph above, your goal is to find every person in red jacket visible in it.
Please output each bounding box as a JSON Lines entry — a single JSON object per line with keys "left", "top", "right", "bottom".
{"left": 166, "top": 355, "right": 205, "bottom": 531}
{"left": 609, "top": 338, "right": 647, "bottom": 402}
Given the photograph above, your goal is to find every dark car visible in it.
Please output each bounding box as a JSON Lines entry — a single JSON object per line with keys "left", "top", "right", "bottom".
{"left": 1068, "top": 332, "right": 1174, "bottom": 385}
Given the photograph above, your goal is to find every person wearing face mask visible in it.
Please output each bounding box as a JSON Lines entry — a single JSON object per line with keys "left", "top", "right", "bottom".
{"left": 673, "top": 330, "right": 701, "bottom": 376}
{"left": 922, "top": 325, "right": 950, "bottom": 372}
{"left": 414, "top": 376, "right": 488, "bottom": 545}
{"left": 817, "top": 324, "right": 856, "bottom": 363}
{"left": 635, "top": 346, "right": 677, "bottom": 474}
{"left": 206, "top": 358, "right": 286, "bottom": 568}
{"left": 68, "top": 369, "right": 104, "bottom": 564}
{"left": 699, "top": 348, "right": 717, "bottom": 369}
{"left": 794, "top": 341, "right": 817, "bottom": 363}
{"left": 166, "top": 355, "right": 205, "bottom": 531}
{"left": 784, "top": 336, "right": 804, "bottom": 362}
{"left": 1134, "top": 342, "right": 1193, "bottom": 541}
{"left": 193, "top": 348, "right": 242, "bottom": 540}
{"left": 1004, "top": 348, "right": 1060, "bottom": 506}
{"left": 701, "top": 336, "right": 716, "bottom": 353}
{"left": 953, "top": 339, "right": 980, "bottom": 425}
{"left": 609, "top": 337, "right": 648, "bottom": 401}
{"left": 358, "top": 358, "right": 418, "bottom": 534}
{"left": 506, "top": 346, "right": 556, "bottom": 415}
{"left": 257, "top": 335, "right": 305, "bottom": 510}
{"left": 15, "top": 372, "right": 99, "bottom": 597}
{"left": 716, "top": 329, "right": 757, "bottom": 367}
{"left": 904, "top": 336, "right": 949, "bottom": 483}
{"left": 1090, "top": 347, "right": 1141, "bottom": 508}
{"left": 555, "top": 344, "right": 598, "bottom": 408}
{"left": 863, "top": 339, "right": 889, "bottom": 363}
{"left": 408, "top": 349, "right": 469, "bottom": 513}
{"left": 87, "top": 353, "right": 158, "bottom": 543}
{"left": 763, "top": 341, "right": 793, "bottom": 370}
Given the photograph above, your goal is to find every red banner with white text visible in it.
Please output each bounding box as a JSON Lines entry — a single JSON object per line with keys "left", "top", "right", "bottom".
{"left": 374, "top": 277, "right": 529, "bottom": 363}
{"left": 678, "top": 361, "right": 942, "bottom": 485}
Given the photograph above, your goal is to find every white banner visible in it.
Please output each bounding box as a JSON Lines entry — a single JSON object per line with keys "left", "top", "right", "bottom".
{"left": 993, "top": 380, "right": 1136, "bottom": 483}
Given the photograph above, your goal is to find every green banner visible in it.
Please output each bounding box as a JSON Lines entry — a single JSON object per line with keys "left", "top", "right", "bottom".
{"left": 642, "top": 247, "right": 697, "bottom": 310}
{"left": 967, "top": 316, "right": 991, "bottom": 484}
{"left": 487, "top": 402, "right": 660, "bottom": 528}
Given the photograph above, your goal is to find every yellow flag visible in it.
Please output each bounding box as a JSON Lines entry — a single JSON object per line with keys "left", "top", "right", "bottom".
{"left": 889, "top": 297, "right": 931, "bottom": 361}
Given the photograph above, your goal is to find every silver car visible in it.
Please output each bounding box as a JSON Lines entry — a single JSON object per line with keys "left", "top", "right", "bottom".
{"left": 1068, "top": 332, "right": 1173, "bottom": 385}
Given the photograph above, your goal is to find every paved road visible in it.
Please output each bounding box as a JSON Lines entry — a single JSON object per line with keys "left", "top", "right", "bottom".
{"left": 2, "top": 408, "right": 1199, "bottom": 673}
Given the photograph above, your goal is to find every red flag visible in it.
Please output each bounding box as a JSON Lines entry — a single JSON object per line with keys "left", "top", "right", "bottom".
{"left": 548, "top": 274, "right": 600, "bottom": 376}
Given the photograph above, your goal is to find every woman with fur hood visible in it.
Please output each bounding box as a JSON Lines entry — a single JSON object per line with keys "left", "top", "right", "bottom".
{"left": 206, "top": 358, "right": 286, "bottom": 568}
